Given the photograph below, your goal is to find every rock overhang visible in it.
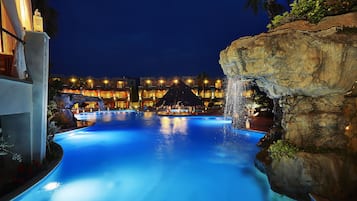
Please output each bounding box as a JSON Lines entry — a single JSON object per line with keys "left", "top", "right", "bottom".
{"left": 219, "top": 12, "right": 357, "bottom": 98}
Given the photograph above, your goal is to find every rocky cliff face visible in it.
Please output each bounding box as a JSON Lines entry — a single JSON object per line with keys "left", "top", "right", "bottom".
{"left": 220, "top": 12, "right": 357, "bottom": 201}
{"left": 220, "top": 12, "right": 357, "bottom": 98}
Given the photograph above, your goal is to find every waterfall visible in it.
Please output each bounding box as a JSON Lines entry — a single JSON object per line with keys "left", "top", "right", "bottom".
{"left": 224, "top": 76, "right": 247, "bottom": 128}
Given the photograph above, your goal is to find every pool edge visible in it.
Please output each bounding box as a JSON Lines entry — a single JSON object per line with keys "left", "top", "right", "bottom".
{"left": 0, "top": 143, "right": 63, "bottom": 201}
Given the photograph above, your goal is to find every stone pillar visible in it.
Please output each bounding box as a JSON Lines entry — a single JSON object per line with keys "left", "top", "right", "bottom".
{"left": 24, "top": 31, "right": 50, "bottom": 162}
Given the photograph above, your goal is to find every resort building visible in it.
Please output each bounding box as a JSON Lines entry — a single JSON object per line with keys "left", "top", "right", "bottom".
{"left": 0, "top": 0, "right": 49, "bottom": 163}
{"left": 50, "top": 75, "right": 225, "bottom": 111}
{"left": 49, "top": 75, "right": 138, "bottom": 111}
{"left": 138, "top": 76, "right": 225, "bottom": 110}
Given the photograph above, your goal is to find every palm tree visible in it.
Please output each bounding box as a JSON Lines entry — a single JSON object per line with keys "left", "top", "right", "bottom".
{"left": 196, "top": 72, "right": 209, "bottom": 98}
{"left": 245, "top": 0, "right": 262, "bottom": 14}
{"left": 245, "top": 0, "right": 292, "bottom": 20}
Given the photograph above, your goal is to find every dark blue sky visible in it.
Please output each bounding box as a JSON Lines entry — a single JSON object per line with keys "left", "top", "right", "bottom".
{"left": 49, "top": 0, "right": 269, "bottom": 78}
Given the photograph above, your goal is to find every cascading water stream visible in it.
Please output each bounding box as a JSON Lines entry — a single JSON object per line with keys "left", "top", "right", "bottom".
{"left": 224, "top": 76, "right": 247, "bottom": 128}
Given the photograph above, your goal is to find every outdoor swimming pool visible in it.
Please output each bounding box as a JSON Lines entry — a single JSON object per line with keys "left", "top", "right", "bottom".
{"left": 14, "top": 111, "right": 294, "bottom": 201}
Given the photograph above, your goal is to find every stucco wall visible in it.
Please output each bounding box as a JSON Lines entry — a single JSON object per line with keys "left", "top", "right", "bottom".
{"left": 25, "top": 31, "right": 50, "bottom": 161}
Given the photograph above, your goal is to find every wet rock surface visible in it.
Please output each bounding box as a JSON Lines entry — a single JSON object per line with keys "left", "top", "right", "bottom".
{"left": 267, "top": 152, "right": 357, "bottom": 201}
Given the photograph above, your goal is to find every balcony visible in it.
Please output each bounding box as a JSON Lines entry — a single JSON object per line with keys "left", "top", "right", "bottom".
{"left": 0, "top": 54, "right": 14, "bottom": 77}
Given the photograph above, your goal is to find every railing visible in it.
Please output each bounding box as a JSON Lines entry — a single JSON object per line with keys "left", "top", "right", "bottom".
{"left": 0, "top": 27, "right": 25, "bottom": 77}
{"left": 0, "top": 53, "right": 13, "bottom": 76}
{"left": 1, "top": 27, "right": 25, "bottom": 45}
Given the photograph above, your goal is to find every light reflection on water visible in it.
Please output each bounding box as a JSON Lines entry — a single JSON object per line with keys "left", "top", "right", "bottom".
{"left": 14, "top": 111, "right": 295, "bottom": 201}
{"left": 160, "top": 116, "right": 188, "bottom": 135}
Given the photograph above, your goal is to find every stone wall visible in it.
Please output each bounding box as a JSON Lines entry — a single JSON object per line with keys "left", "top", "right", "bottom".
{"left": 281, "top": 95, "right": 348, "bottom": 150}
{"left": 268, "top": 152, "right": 357, "bottom": 201}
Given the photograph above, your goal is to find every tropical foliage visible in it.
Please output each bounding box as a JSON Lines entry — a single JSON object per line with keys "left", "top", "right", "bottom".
{"left": 196, "top": 72, "right": 210, "bottom": 97}
{"left": 267, "top": 0, "right": 357, "bottom": 29}
{"left": 245, "top": 0, "right": 293, "bottom": 20}
{"left": 268, "top": 140, "right": 299, "bottom": 160}
{"left": 47, "top": 101, "right": 60, "bottom": 152}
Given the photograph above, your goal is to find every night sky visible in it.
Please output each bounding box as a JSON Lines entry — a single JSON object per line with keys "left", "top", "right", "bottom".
{"left": 48, "top": 0, "right": 269, "bottom": 78}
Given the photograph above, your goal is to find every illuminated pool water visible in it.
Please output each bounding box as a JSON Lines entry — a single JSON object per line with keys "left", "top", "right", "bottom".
{"left": 14, "top": 111, "right": 294, "bottom": 201}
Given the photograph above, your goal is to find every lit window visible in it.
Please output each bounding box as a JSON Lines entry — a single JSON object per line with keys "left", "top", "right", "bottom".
{"left": 87, "top": 79, "right": 93, "bottom": 88}
{"left": 19, "top": 0, "right": 32, "bottom": 31}
{"left": 215, "top": 80, "right": 222, "bottom": 89}
{"left": 117, "top": 81, "right": 124, "bottom": 88}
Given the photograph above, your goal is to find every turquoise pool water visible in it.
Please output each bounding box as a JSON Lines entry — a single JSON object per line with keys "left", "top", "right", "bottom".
{"left": 14, "top": 111, "right": 294, "bottom": 201}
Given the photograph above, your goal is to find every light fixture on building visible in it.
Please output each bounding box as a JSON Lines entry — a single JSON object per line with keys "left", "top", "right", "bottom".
{"left": 159, "top": 80, "right": 165, "bottom": 84}
{"left": 345, "top": 124, "right": 351, "bottom": 131}
{"left": 204, "top": 79, "right": 209, "bottom": 84}
{"left": 103, "top": 79, "right": 109, "bottom": 84}
{"left": 174, "top": 79, "right": 179, "bottom": 84}
{"left": 33, "top": 9, "right": 43, "bottom": 32}
{"left": 70, "top": 78, "right": 77, "bottom": 83}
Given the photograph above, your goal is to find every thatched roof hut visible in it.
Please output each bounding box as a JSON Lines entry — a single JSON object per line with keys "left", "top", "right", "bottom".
{"left": 156, "top": 80, "right": 203, "bottom": 107}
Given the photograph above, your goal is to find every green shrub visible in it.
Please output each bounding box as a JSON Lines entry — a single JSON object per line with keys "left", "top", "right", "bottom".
{"left": 268, "top": 140, "right": 299, "bottom": 160}
{"left": 267, "top": 0, "right": 357, "bottom": 29}
{"left": 290, "top": 0, "right": 326, "bottom": 23}
{"left": 267, "top": 11, "right": 291, "bottom": 30}
{"left": 324, "top": 0, "right": 357, "bottom": 15}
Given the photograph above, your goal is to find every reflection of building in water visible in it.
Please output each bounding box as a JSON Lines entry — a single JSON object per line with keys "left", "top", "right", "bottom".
{"left": 159, "top": 117, "right": 187, "bottom": 135}
{"left": 160, "top": 117, "right": 171, "bottom": 135}
{"left": 87, "top": 113, "right": 97, "bottom": 122}
{"left": 157, "top": 117, "right": 188, "bottom": 159}
{"left": 115, "top": 112, "right": 129, "bottom": 121}
{"left": 102, "top": 113, "right": 112, "bottom": 122}
{"left": 172, "top": 118, "right": 187, "bottom": 135}
{"left": 143, "top": 112, "right": 154, "bottom": 119}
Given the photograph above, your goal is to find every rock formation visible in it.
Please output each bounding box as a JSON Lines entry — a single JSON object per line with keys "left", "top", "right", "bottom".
{"left": 53, "top": 93, "right": 105, "bottom": 129}
{"left": 54, "top": 93, "right": 105, "bottom": 110}
{"left": 219, "top": 12, "right": 357, "bottom": 201}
